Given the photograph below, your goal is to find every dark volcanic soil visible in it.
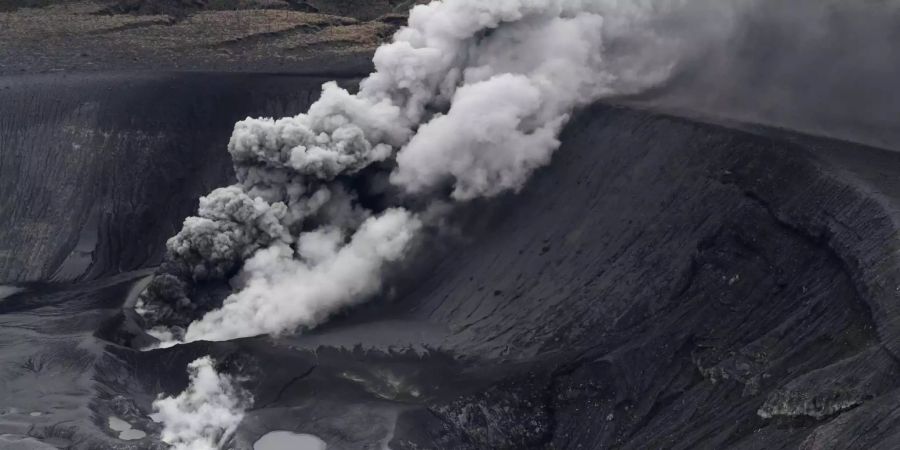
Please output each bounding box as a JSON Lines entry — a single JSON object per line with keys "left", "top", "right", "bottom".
{"left": 0, "top": 72, "right": 361, "bottom": 283}
{"left": 4, "top": 70, "right": 900, "bottom": 449}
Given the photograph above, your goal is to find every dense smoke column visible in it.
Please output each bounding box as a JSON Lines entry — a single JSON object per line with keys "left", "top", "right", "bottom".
{"left": 137, "top": 0, "right": 733, "bottom": 345}
{"left": 151, "top": 356, "right": 251, "bottom": 450}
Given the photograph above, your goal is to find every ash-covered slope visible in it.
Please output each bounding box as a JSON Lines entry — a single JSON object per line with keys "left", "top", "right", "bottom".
{"left": 0, "top": 73, "right": 351, "bottom": 283}
{"left": 4, "top": 72, "right": 900, "bottom": 449}
{"left": 377, "top": 104, "right": 900, "bottom": 448}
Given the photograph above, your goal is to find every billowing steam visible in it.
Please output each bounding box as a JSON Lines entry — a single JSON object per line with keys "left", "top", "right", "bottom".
{"left": 184, "top": 208, "right": 421, "bottom": 341}
{"left": 137, "top": 0, "right": 732, "bottom": 344}
{"left": 391, "top": 11, "right": 669, "bottom": 199}
{"left": 151, "top": 357, "right": 251, "bottom": 450}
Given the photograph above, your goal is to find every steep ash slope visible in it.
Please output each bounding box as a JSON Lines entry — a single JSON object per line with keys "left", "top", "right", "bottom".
{"left": 0, "top": 73, "right": 351, "bottom": 283}
{"left": 374, "top": 104, "right": 900, "bottom": 448}
{"left": 3, "top": 73, "right": 900, "bottom": 449}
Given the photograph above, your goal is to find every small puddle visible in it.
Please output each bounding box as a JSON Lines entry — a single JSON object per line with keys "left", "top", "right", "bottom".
{"left": 107, "top": 416, "right": 146, "bottom": 441}
{"left": 51, "top": 206, "right": 101, "bottom": 281}
{"left": 254, "top": 431, "right": 326, "bottom": 450}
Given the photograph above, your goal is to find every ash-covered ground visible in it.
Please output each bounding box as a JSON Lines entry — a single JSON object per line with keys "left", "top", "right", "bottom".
{"left": 4, "top": 1, "right": 900, "bottom": 449}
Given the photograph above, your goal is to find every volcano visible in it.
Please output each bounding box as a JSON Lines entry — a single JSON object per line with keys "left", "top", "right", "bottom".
{"left": 4, "top": 1, "right": 900, "bottom": 449}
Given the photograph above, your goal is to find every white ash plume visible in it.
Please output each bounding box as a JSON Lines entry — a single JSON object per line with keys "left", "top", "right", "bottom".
{"left": 184, "top": 208, "right": 421, "bottom": 342}
{"left": 141, "top": 0, "right": 725, "bottom": 343}
{"left": 150, "top": 356, "right": 250, "bottom": 450}
{"left": 140, "top": 2, "right": 740, "bottom": 445}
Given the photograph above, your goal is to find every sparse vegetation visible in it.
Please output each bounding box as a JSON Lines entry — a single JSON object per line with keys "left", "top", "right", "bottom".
{"left": 0, "top": 0, "right": 411, "bottom": 73}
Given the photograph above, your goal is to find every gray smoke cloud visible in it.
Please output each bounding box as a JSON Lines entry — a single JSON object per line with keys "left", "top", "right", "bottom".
{"left": 166, "top": 187, "right": 291, "bottom": 281}
{"left": 137, "top": 0, "right": 742, "bottom": 345}
{"left": 626, "top": 0, "right": 900, "bottom": 150}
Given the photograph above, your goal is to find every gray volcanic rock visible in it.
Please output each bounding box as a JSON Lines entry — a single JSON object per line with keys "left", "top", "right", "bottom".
{"left": 4, "top": 71, "right": 900, "bottom": 448}
{"left": 0, "top": 435, "right": 58, "bottom": 450}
